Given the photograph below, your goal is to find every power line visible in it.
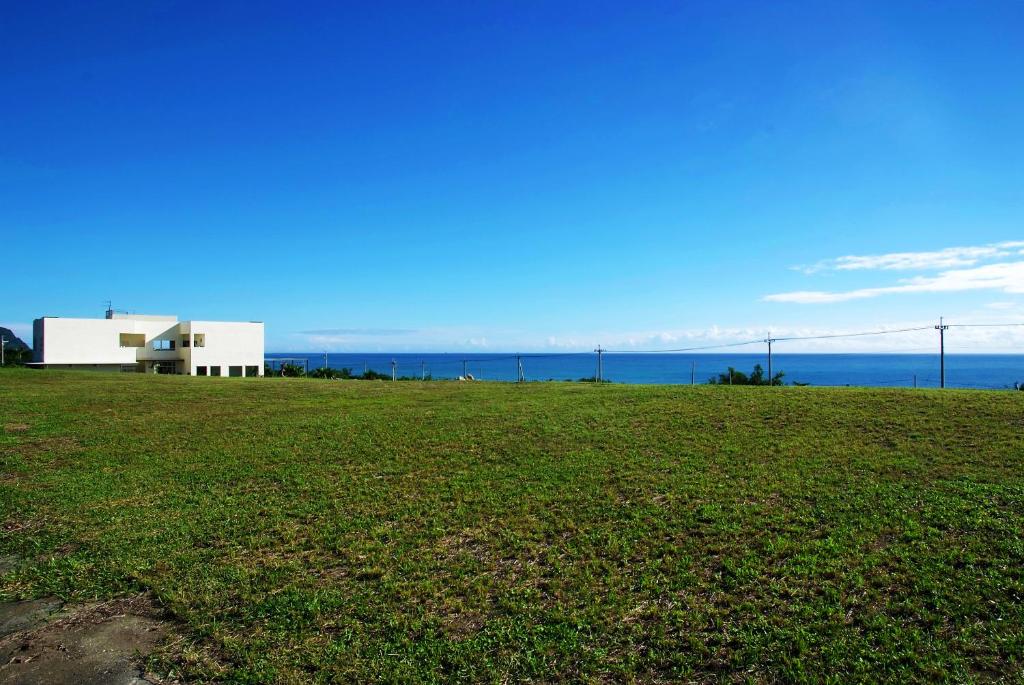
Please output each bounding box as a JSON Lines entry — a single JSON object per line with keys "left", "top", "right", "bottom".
{"left": 606, "top": 325, "right": 938, "bottom": 354}
{"left": 946, "top": 322, "right": 1024, "bottom": 328}
{"left": 772, "top": 326, "right": 932, "bottom": 341}
{"left": 607, "top": 339, "right": 765, "bottom": 354}
{"left": 272, "top": 320, "right": 1024, "bottom": 364}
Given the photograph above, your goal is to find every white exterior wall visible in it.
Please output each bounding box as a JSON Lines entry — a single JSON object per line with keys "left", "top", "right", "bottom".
{"left": 34, "top": 317, "right": 179, "bottom": 365}
{"left": 183, "top": 321, "right": 264, "bottom": 376}
{"left": 33, "top": 315, "right": 264, "bottom": 376}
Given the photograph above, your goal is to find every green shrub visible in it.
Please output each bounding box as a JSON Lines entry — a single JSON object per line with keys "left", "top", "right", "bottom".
{"left": 708, "top": 364, "right": 784, "bottom": 386}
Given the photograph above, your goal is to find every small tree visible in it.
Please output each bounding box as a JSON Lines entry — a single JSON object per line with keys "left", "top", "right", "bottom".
{"left": 310, "top": 367, "right": 352, "bottom": 379}
{"left": 708, "top": 364, "right": 784, "bottom": 386}
{"left": 279, "top": 363, "right": 306, "bottom": 377}
{"left": 1, "top": 347, "right": 32, "bottom": 367}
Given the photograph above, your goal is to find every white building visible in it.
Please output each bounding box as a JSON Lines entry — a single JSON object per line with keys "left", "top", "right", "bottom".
{"left": 31, "top": 310, "right": 264, "bottom": 376}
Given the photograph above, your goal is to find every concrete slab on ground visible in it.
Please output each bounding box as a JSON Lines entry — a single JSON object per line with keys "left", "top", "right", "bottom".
{"left": 0, "top": 595, "right": 167, "bottom": 685}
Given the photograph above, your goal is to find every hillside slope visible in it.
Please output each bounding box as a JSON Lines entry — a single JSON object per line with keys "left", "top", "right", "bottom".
{"left": 0, "top": 328, "right": 28, "bottom": 351}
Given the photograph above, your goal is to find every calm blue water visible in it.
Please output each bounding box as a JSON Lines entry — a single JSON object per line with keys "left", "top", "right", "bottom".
{"left": 265, "top": 353, "right": 1024, "bottom": 390}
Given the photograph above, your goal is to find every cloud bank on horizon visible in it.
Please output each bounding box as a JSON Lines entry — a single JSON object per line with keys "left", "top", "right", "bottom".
{"left": 282, "top": 240, "right": 1024, "bottom": 352}
{"left": 767, "top": 241, "right": 1024, "bottom": 304}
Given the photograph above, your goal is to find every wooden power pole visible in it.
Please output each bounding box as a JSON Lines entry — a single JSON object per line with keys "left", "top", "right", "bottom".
{"left": 935, "top": 317, "right": 949, "bottom": 388}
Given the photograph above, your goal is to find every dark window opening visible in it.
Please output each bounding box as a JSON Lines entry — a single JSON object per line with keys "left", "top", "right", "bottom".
{"left": 210, "top": 366, "right": 221, "bottom": 377}
{"left": 196, "top": 366, "right": 208, "bottom": 376}
{"left": 245, "top": 365, "right": 259, "bottom": 377}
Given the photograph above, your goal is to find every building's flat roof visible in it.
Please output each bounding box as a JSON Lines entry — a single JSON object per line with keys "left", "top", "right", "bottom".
{"left": 37, "top": 317, "right": 262, "bottom": 324}
{"left": 37, "top": 315, "right": 177, "bottom": 321}
{"left": 182, "top": 320, "right": 263, "bottom": 324}
{"left": 108, "top": 313, "right": 178, "bottom": 322}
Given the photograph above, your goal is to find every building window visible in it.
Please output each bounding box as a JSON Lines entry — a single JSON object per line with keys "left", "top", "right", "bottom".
{"left": 245, "top": 365, "right": 259, "bottom": 377}
{"left": 155, "top": 362, "right": 177, "bottom": 375}
{"left": 210, "top": 366, "right": 221, "bottom": 376}
{"left": 229, "top": 366, "right": 242, "bottom": 377}
{"left": 181, "top": 336, "right": 190, "bottom": 348}
{"left": 119, "top": 333, "right": 145, "bottom": 347}
{"left": 196, "top": 366, "right": 207, "bottom": 376}
{"left": 153, "top": 339, "right": 175, "bottom": 351}
{"left": 193, "top": 334, "right": 205, "bottom": 348}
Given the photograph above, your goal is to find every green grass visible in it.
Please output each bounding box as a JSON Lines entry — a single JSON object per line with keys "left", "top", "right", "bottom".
{"left": 1, "top": 369, "right": 1022, "bottom": 683}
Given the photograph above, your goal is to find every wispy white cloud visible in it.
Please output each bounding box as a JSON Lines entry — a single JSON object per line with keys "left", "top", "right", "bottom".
{"left": 796, "top": 241, "right": 1024, "bottom": 274}
{"left": 766, "top": 261, "right": 1024, "bottom": 304}
{"left": 300, "top": 328, "right": 415, "bottom": 336}
{"left": 281, "top": 325, "right": 501, "bottom": 352}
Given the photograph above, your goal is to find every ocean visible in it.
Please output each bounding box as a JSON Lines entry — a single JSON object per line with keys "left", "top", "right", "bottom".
{"left": 264, "top": 352, "right": 1024, "bottom": 390}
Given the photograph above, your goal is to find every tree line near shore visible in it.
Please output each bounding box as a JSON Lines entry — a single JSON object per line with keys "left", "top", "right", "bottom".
{"left": 268, "top": 364, "right": 432, "bottom": 381}
{"left": 267, "top": 362, "right": 794, "bottom": 385}
{"left": 266, "top": 363, "right": 609, "bottom": 383}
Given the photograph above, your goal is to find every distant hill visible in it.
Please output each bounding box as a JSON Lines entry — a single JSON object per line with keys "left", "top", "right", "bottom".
{"left": 0, "top": 327, "right": 30, "bottom": 351}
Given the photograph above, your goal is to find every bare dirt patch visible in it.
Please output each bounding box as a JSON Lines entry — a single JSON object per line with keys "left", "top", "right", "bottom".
{"left": 0, "top": 594, "right": 168, "bottom": 685}
{"left": 0, "top": 556, "right": 22, "bottom": 575}
{"left": 10, "top": 436, "right": 81, "bottom": 458}
{"left": 3, "top": 424, "right": 29, "bottom": 433}
{"left": 440, "top": 608, "right": 486, "bottom": 640}
{"left": 1, "top": 519, "right": 42, "bottom": 535}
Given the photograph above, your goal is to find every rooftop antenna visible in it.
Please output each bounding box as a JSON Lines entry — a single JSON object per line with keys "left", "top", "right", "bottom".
{"left": 104, "top": 300, "right": 114, "bottom": 319}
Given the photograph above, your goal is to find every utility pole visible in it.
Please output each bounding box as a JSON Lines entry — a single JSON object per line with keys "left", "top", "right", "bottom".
{"left": 765, "top": 333, "right": 775, "bottom": 386}
{"left": 1, "top": 336, "right": 6, "bottom": 366}
{"left": 391, "top": 359, "right": 396, "bottom": 382}
{"left": 594, "top": 345, "right": 603, "bottom": 383}
{"left": 462, "top": 360, "right": 468, "bottom": 378}
{"left": 691, "top": 360, "right": 695, "bottom": 385}
{"left": 935, "top": 317, "right": 949, "bottom": 389}
{"left": 516, "top": 354, "right": 524, "bottom": 383}
{"left": 421, "top": 361, "right": 426, "bottom": 381}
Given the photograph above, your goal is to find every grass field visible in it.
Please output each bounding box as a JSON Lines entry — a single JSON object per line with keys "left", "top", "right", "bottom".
{"left": 1, "top": 370, "right": 1022, "bottom": 683}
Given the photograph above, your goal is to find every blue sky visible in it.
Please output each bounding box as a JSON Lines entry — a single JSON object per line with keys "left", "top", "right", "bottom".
{"left": 3, "top": 1, "right": 1023, "bottom": 352}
